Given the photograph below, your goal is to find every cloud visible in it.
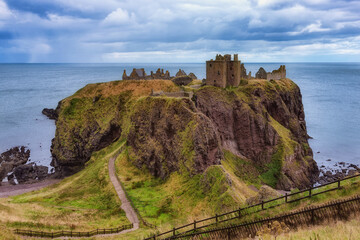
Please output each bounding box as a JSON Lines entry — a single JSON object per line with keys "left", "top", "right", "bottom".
{"left": 103, "top": 8, "right": 135, "bottom": 25}
{"left": 0, "top": 0, "right": 11, "bottom": 18}
{"left": 0, "top": 0, "right": 360, "bottom": 62}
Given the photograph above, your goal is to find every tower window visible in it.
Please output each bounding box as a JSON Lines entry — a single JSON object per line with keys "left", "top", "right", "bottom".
{"left": 210, "top": 64, "right": 212, "bottom": 67}
{"left": 230, "top": 67, "right": 233, "bottom": 70}
{"left": 218, "top": 71, "right": 220, "bottom": 75}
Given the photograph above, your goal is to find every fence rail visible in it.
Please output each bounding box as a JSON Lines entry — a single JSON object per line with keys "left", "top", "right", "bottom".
{"left": 145, "top": 173, "right": 360, "bottom": 239}
{"left": 14, "top": 224, "right": 133, "bottom": 238}
{"left": 169, "top": 194, "right": 360, "bottom": 239}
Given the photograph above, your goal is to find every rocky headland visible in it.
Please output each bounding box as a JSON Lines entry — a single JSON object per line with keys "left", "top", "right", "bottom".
{"left": 47, "top": 78, "right": 321, "bottom": 191}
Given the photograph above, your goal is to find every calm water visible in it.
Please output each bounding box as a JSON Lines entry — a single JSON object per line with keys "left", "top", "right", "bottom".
{"left": 0, "top": 63, "right": 359, "bottom": 169}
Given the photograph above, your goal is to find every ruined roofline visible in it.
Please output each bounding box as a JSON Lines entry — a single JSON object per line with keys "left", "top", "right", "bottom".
{"left": 208, "top": 53, "right": 240, "bottom": 62}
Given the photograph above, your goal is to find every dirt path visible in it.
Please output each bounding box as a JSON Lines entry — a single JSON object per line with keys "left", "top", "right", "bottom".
{"left": 0, "top": 179, "right": 61, "bottom": 198}
{"left": 108, "top": 156, "right": 140, "bottom": 232}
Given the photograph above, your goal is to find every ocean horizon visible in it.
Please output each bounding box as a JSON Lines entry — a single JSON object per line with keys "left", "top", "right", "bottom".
{"left": 1, "top": 62, "right": 359, "bottom": 172}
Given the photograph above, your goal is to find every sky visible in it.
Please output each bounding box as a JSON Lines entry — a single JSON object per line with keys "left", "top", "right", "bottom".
{"left": 0, "top": 0, "right": 359, "bottom": 63}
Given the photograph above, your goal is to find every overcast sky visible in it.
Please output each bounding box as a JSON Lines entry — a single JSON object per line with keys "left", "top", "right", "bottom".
{"left": 0, "top": 0, "right": 359, "bottom": 63}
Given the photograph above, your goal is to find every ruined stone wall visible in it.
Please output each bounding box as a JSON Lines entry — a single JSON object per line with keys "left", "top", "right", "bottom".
{"left": 226, "top": 61, "right": 241, "bottom": 87}
{"left": 206, "top": 61, "right": 227, "bottom": 88}
{"left": 266, "top": 65, "right": 286, "bottom": 80}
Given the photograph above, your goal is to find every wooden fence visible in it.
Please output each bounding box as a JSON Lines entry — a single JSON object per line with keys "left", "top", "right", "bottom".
{"left": 14, "top": 224, "right": 133, "bottom": 238}
{"left": 168, "top": 194, "right": 360, "bottom": 239}
{"left": 145, "top": 173, "right": 360, "bottom": 240}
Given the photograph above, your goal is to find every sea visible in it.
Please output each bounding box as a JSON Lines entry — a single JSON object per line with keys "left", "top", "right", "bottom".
{"left": 0, "top": 63, "right": 359, "bottom": 171}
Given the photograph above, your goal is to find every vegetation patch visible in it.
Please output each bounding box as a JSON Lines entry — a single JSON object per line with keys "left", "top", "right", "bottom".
{"left": 0, "top": 141, "right": 129, "bottom": 232}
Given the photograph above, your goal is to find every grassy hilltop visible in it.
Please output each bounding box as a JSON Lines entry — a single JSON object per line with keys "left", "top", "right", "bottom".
{"left": 0, "top": 78, "right": 328, "bottom": 239}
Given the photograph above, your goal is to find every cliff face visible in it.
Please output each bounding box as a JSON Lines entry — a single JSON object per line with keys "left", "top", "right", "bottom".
{"left": 195, "top": 80, "right": 318, "bottom": 189}
{"left": 51, "top": 79, "right": 318, "bottom": 190}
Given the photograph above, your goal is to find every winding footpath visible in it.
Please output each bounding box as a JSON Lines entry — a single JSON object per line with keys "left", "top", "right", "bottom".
{"left": 108, "top": 156, "right": 140, "bottom": 233}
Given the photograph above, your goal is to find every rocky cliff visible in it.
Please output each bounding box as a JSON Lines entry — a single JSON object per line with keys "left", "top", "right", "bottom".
{"left": 51, "top": 78, "right": 318, "bottom": 190}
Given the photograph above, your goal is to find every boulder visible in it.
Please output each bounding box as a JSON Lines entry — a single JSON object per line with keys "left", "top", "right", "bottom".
{"left": 13, "top": 164, "right": 48, "bottom": 184}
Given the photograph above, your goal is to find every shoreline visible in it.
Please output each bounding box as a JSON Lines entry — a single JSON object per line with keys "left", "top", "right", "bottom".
{"left": 0, "top": 179, "right": 61, "bottom": 198}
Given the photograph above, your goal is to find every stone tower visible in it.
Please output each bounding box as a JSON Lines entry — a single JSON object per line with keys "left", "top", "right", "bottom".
{"left": 206, "top": 54, "right": 242, "bottom": 88}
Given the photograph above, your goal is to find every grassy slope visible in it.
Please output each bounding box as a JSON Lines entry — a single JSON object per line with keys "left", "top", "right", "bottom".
{"left": 0, "top": 140, "right": 130, "bottom": 237}
{"left": 265, "top": 216, "right": 360, "bottom": 240}
{"left": 0, "top": 78, "right": 328, "bottom": 239}
{"left": 114, "top": 149, "right": 245, "bottom": 235}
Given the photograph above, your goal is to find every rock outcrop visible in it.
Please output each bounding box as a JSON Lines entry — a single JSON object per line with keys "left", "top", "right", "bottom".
{"left": 13, "top": 163, "right": 48, "bottom": 184}
{"left": 51, "top": 79, "right": 318, "bottom": 190}
{"left": 42, "top": 108, "right": 58, "bottom": 120}
{"left": 195, "top": 80, "right": 318, "bottom": 189}
{"left": 0, "top": 147, "right": 30, "bottom": 183}
{"left": 0, "top": 146, "right": 49, "bottom": 184}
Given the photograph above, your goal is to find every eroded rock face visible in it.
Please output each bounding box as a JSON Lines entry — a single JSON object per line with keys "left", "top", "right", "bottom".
{"left": 126, "top": 97, "right": 222, "bottom": 178}
{"left": 51, "top": 79, "right": 318, "bottom": 190}
{"left": 195, "top": 81, "right": 318, "bottom": 190}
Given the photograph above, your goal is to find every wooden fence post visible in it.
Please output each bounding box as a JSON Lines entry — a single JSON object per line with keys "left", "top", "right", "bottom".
{"left": 285, "top": 193, "right": 288, "bottom": 203}
{"left": 173, "top": 227, "right": 176, "bottom": 236}
{"left": 194, "top": 220, "right": 197, "bottom": 231}
{"left": 261, "top": 201, "right": 264, "bottom": 210}
{"left": 238, "top": 208, "right": 241, "bottom": 218}
{"left": 309, "top": 188, "right": 312, "bottom": 197}
{"left": 338, "top": 180, "right": 341, "bottom": 189}
{"left": 153, "top": 234, "right": 156, "bottom": 240}
{"left": 311, "top": 209, "right": 315, "bottom": 224}
{"left": 216, "top": 213, "right": 218, "bottom": 223}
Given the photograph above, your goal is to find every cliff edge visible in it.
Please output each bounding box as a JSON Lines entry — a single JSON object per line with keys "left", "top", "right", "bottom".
{"left": 51, "top": 78, "right": 318, "bottom": 190}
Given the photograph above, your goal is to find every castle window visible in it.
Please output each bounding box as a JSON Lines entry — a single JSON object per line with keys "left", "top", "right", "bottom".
{"left": 230, "top": 67, "right": 233, "bottom": 70}
{"left": 232, "top": 74, "right": 234, "bottom": 77}
{"left": 210, "top": 64, "right": 212, "bottom": 67}
{"left": 218, "top": 71, "right": 220, "bottom": 75}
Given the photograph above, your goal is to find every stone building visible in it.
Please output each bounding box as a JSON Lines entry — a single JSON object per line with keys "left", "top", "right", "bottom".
{"left": 176, "top": 69, "right": 187, "bottom": 77}
{"left": 123, "top": 68, "right": 147, "bottom": 80}
{"left": 123, "top": 68, "right": 171, "bottom": 80}
{"left": 206, "top": 54, "right": 247, "bottom": 88}
{"left": 254, "top": 65, "right": 286, "bottom": 80}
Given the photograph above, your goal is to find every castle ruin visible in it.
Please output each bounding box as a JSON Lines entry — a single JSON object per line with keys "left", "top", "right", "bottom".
{"left": 123, "top": 68, "right": 171, "bottom": 80}
{"left": 206, "top": 54, "right": 247, "bottom": 88}
{"left": 122, "top": 54, "right": 287, "bottom": 89}
{"left": 205, "top": 54, "right": 286, "bottom": 87}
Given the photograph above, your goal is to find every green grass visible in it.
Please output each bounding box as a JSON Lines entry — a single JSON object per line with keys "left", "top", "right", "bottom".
{"left": 0, "top": 140, "right": 130, "bottom": 232}
{"left": 114, "top": 149, "right": 241, "bottom": 233}
{"left": 260, "top": 144, "right": 284, "bottom": 188}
